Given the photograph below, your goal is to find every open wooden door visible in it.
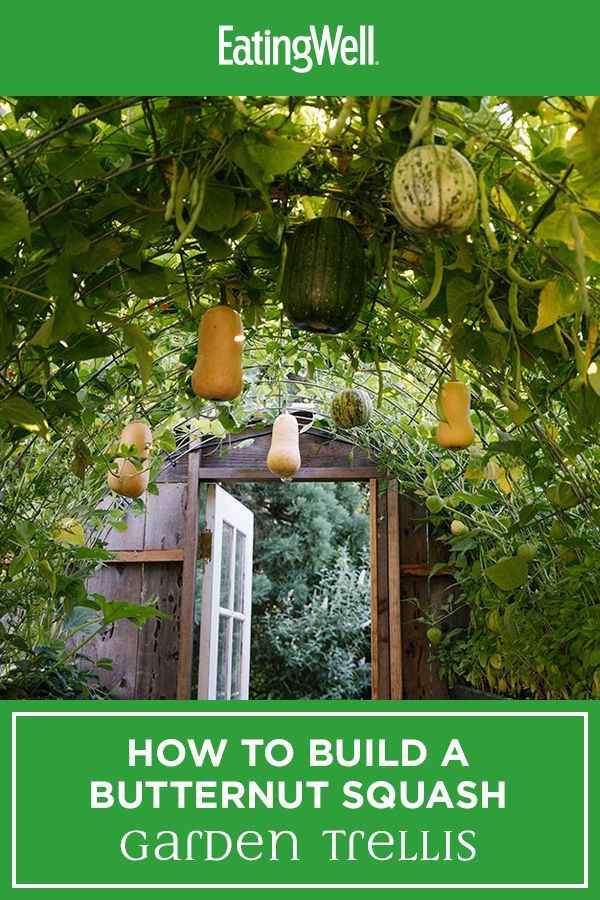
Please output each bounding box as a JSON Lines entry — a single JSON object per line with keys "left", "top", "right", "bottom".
{"left": 197, "top": 485, "right": 254, "bottom": 700}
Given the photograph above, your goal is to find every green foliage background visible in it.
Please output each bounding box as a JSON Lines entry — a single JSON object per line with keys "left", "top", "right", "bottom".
{"left": 230, "top": 481, "right": 370, "bottom": 700}
{"left": 1, "top": 95, "right": 600, "bottom": 698}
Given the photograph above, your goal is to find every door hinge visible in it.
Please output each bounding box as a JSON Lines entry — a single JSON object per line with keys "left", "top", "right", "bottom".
{"left": 198, "top": 529, "right": 212, "bottom": 561}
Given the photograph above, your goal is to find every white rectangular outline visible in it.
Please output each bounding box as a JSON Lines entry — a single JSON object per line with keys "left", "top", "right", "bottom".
{"left": 11, "top": 710, "right": 588, "bottom": 890}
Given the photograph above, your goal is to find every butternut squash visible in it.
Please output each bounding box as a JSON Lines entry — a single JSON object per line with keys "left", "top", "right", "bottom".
{"left": 435, "top": 381, "right": 474, "bottom": 451}
{"left": 107, "top": 421, "right": 152, "bottom": 498}
{"left": 192, "top": 306, "right": 244, "bottom": 401}
{"left": 267, "top": 413, "right": 301, "bottom": 481}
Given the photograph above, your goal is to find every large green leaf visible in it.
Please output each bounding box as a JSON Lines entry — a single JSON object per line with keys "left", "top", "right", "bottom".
{"left": 122, "top": 322, "right": 154, "bottom": 384}
{"left": 94, "top": 596, "right": 169, "bottom": 627}
{"left": 46, "top": 256, "right": 74, "bottom": 302}
{"left": 484, "top": 556, "right": 529, "bottom": 591}
{"left": 126, "top": 263, "right": 168, "bottom": 299}
{"left": 446, "top": 276, "right": 480, "bottom": 325}
{"left": 230, "top": 132, "right": 309, "bottom": 188}
{"left": 0, "top": 395, "right": 50, "bottom": 439}
{"left": 53, "top": 330, "right": 119, "bottom": 361}
{"left": 537, "top": 208, "right": 600, "bottom": 263}
{"left": 197, "top": 182, "right": 238, "bottom": 232}
{"left": 583, "top": 97, "right": 600, "bottom": 159}
{"left": 545, "top": 482, "right": 582, "bottom": 509}
{"left": 0, "top": 188, "right": 30, "bottom": 257}
{"left": 501, "top": 97, "right": 543, "bottom": 119}
{"left": 533, "top": 279, "right": 578, "bottom": 332}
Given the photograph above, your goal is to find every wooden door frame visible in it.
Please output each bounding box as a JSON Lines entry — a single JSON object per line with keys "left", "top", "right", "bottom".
{"left": 175, "top": 427, "right": 448, "bottom": 701}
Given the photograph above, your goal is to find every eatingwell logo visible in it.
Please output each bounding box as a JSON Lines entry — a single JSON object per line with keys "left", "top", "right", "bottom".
{"left": 218, "top": 25, "right": 376, "bottom": 74}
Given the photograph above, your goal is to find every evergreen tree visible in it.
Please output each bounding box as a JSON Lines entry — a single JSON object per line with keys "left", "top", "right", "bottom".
{"left": 231, "top": 482, "right": 371, "bottom": 699}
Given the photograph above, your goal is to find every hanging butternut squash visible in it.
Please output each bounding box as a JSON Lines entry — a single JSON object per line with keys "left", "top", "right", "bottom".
{"left": 267, "top": 413, "right": 302, "bottom": 481}
{"left": 435, "top": 381, "right": 474, "bottom": 451}
{"left": 107, "top": 421, "right": 152, "bottom": 498}
{"left": 192, "top": 305, "right": 244, "bottom": 401}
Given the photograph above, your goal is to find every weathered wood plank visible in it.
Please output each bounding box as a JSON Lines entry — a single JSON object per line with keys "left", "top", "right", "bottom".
{"left": 156, "top": 457, "right": 189, "bottom": 483}
{"left": 400, "top": 562, "right": 452, "bottom": 577}
{"left": 198, "top": 466, "right": 383, "bottom": 482}
{"left": 369, "top": 479, "right": 379, "bottom": 700}
{"left": 135, "top": 563, "right": 183, "bottom": 700}
{"left": 83, "top": 563, "right": 142, "bottom": 698}
{"left": 398, "top": 496, "right": 427, "bottom": 699}
{"left": 105, "top": 549, "right": 184, "bottom": 563}
{"left": 375, "top": 487, "right": 390, "bottom": 700}
{"left": 198, "top": 430, "right": 382, "bottom": 481}
{"left": 426, "top": 524, "right": 454, "bottom": 700}
{"left": 144, "top": 482, "right": 187, "bottom": 549}
{"left": 398, "top": 496, "right": 451, "bottom": 700}
{"left": 101, "top": 503, "right": 146, "bottom": 552}
{"left": 177, "top": 447, "right": 201, "bottom": 700}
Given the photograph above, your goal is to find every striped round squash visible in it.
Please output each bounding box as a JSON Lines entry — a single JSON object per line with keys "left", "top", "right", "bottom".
{"left": 331, "top": 389, "right": 373, "bottom": 429}
{"left": 281, "top": 217, "right": 365, "bottom": 334}
{"left": 391, "top": 145, "right": 478, "bottom": 237}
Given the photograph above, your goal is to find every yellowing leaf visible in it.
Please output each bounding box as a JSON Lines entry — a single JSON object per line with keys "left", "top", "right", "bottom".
{"left": 538, "top": 208, "right": 600, "bottom": 262}
{"left": 533, "top": 280, "right": 577, "bottom": 333}
{"left": 0, "top": 396, "right": 49, "bottom": 439}
{"left": 583, "top": 97, "right": 600, "bottom": 159}
{"left": 490, "top": 186, "right": 517, "bottom": 222}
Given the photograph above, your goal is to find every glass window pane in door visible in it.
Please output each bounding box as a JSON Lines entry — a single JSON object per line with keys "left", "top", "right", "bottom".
{"left": 216, "top": 615, "right": 229, "bottom": 700}
{"left": 220, "top": 522, "right": 234, "bottom": 609}
{"left": 231, "top": 618, "right": 243, "bottom": 700}
{"left": 233, "top": 531, "right": 246, "bottom": 613}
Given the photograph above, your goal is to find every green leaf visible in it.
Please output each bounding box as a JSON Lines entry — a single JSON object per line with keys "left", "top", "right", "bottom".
{"left": 63, "top": 225, "right": 91, "bottom": 256}
{"left": 484, "top": 556, "right": 529, "bottom": 591}
{"left": 588, "top": 361, "right": 600, "bottom": 397}
{"left": 54, "top": 330, "right": 118, "bottom": 361}
{"left": 94, "top": 596, "right": 169, "bottom": 627}
{"left": 0, "top": 395, "right": 50, "bottom": 439}
{"left": 8, "top": 548, "right": 34, "bottom": 577}
{"left": 230, "top": 132, "right": 309, "bottom": 188}
{"left": 126, "top": 262, "right": 168, "bottom": 299}
{"left": 46, "top": 256, "right": 74, "bottom": 302}
{"left": 197, "top": 182, "right": 237, "bottom": 232}
{"left": 74, "top": 237, "right": 123, "bottom": 273}
{"left": 481, "top": 330, "right": 509, "bottom": 367}
{"left": 501, "top": 97, "right": 543, "bottom": 119}
{"left": 30, "top": 299, "right": 90, "bottom": 347}
{"left": 446, "top": 276, "right": 480, "bottom": 325}
{"left": 545, "top": 482, "right": 582, "bottom": 509}
{"left": 122, "top": 323, "right": 153, "bottom": 384}
{"left": 583, "top": 97, "right": 600, "bottom": 159}
{"left": 533, "top": 279, "right": 577, "bottom": 332}
{"left": 0, "top": 188, "right": 30, "bottom": 257}
{"left": 37, "top": 559, "right": 56, "bottom": 595}
{"left": 70, "top": 437, "right": 93, "bottom": 481}
{"left": 537, "top": 208, "right": 600, "bottom": 263}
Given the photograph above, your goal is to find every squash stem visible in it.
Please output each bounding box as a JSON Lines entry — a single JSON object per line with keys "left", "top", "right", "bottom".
{"left": 322, "top": 197, "right": 341, "bottom": 218}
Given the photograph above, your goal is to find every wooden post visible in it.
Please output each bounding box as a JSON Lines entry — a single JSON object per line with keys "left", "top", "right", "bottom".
{"left": 369, "top": 479, "right": 380, "bottom": 699}
{"left": 387, "top": 481, "right": 403, "bottom": 700}
{"left": 176, "top": 446, "right": 201, "bottom": 699}
{"left": 373, "top": 486, "right": 390, "bottom": 699}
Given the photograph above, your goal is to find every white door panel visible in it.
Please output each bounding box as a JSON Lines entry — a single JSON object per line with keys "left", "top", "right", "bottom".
{"left": 198, "top": 485, "right": 253, "bottom": 700}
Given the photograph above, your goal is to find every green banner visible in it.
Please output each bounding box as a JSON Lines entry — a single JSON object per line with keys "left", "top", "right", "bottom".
{"left": 3, "top": 700, "right": 593, "bottom": 895}
{"left": 0, "top": 0, "right": 599, "bottom": 94}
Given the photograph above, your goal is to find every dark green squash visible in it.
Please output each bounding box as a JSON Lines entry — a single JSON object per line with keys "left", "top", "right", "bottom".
{"left": 331, "top": 389, "right": 373, "bottom": 429}
{"left": 281, "top": 217, "right": 366, "bottom": 333}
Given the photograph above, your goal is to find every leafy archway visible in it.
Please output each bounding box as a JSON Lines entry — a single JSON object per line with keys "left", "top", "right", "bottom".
{"left": 1, "top": 95, "right": 599, "bottom": 699}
